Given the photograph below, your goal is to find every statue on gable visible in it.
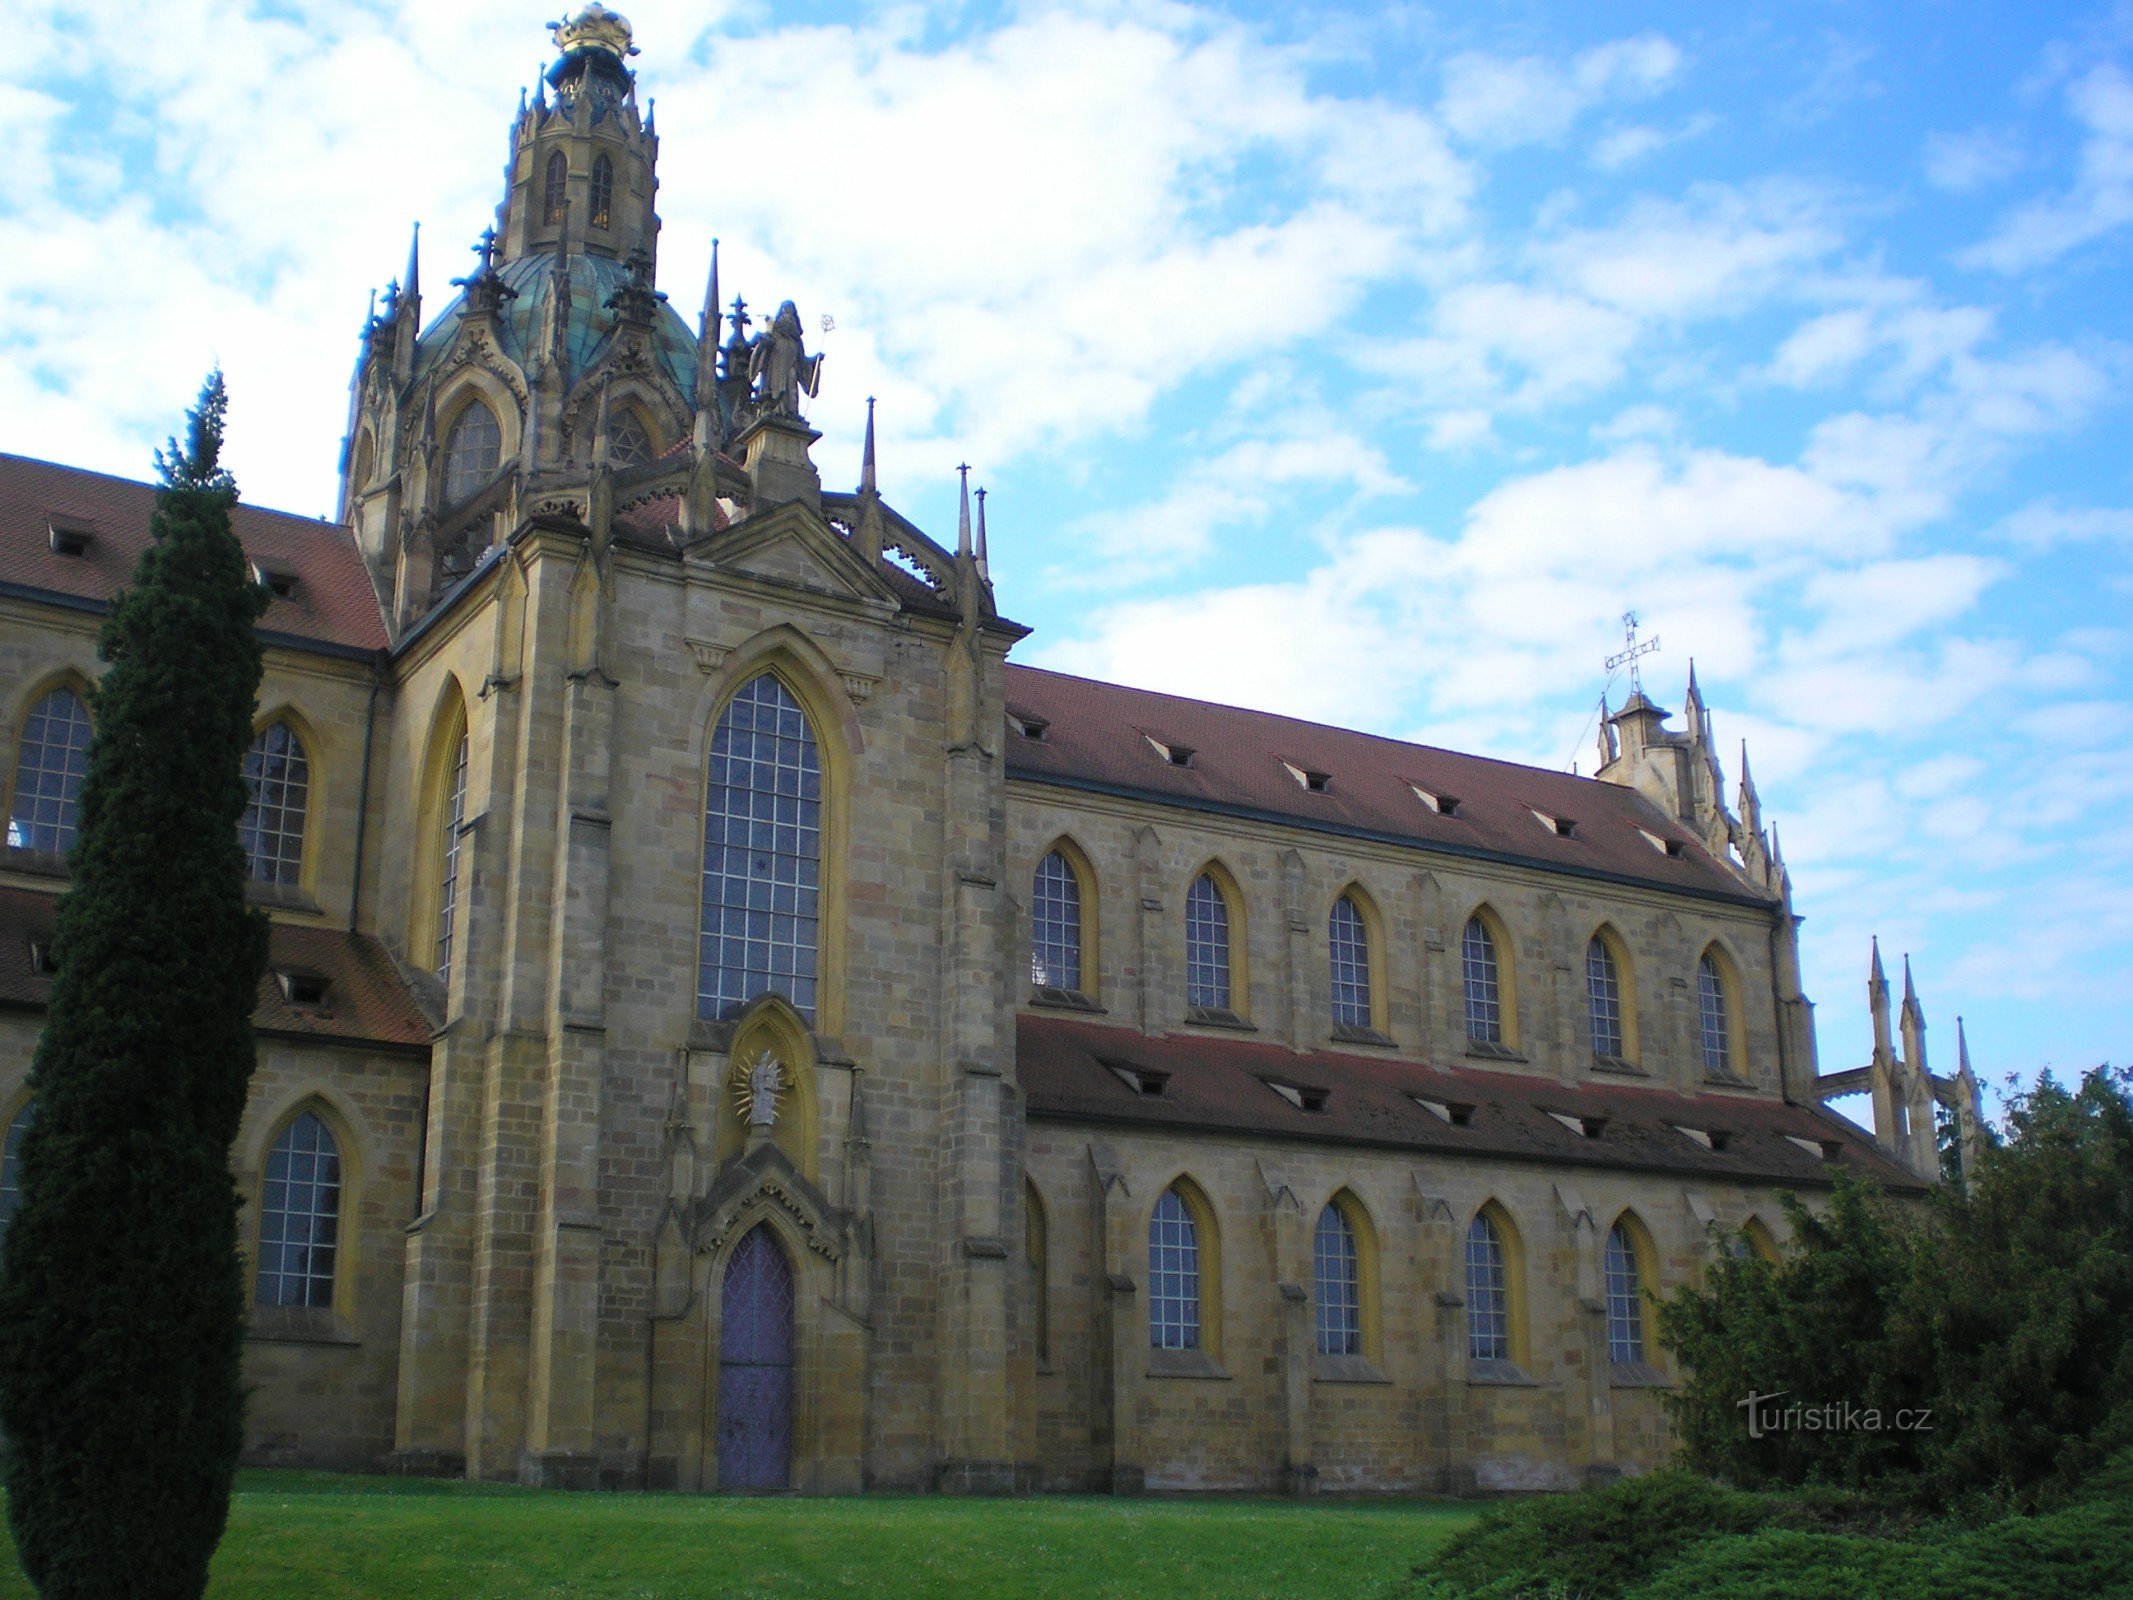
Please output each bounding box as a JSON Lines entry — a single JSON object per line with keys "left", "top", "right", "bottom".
{"left": 747, "top": 301, "right": 824, "bottom": 420}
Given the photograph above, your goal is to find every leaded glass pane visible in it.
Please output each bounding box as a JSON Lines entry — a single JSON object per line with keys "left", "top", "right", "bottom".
{"left": 1148, "top": 1188, "right": 1201, "bottom": 1351}
{"left": 7, "top": 688, "right": 91, "bottom": 855}
{"left": 0, "top": 1103, "right": 33, "bottom": 1253}
{"left": 442, "top": 401, "right": 502, "bottom": 504}
{"left": 436, "top": 728, "right": 468, "bottom": 985}
{"left": 699, "top": 674, "right": 822, "bottom": 1023}
{"left": 1698, "top": 953, "right": 1733, "bottom": 1078}
{"left": 1185, "top": 874, "right": 1231, "bottom": 1011}
{"left": 1463, "top": 916, "right": 1502, "bottom": 1043}
{"left": 255, "top": 1112, "right": 341, "bottom": 1309}
{"left": 1605, "top": 1223, "right": 1645, "bottom": 1363}
{"left": 1329, "top": 895, "right": 1370, "bottom": 1029}
{"left": 1587, "top": 936, "right": 1623, "bottom": 1058}
{"left": 1466, "top": 1213, "right": 1510, "bottom": 1362}
{"left": 608, "top": 409, "right": 651, "bottom": 468}
{"left": 1030, "top": 850, "right": 1082, "bottom": 992}
{"left": 240, "top": 721, "right": 310, "bottom": 887}
{"left": 1314, "top": 1203, "right": 1361, "bottom": 1356}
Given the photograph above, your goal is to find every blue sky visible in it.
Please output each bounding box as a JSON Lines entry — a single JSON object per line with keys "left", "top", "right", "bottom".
{"left": 3, "top": 0, "right": 2130, "bottom": 1105}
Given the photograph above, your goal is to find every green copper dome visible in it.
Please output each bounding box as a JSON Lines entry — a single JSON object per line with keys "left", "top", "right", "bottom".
{"left": 417, "top": 251, "right": 696, "bottom": 396}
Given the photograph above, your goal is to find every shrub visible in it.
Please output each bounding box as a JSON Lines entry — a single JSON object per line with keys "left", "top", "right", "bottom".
{"left": 1623, "top": 1529, "right": 1939, "bottom": 1600}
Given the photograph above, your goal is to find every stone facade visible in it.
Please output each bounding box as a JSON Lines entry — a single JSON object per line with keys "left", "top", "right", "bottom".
{"left": 0, "top": 6, "right": 1986, "bottom": 1498}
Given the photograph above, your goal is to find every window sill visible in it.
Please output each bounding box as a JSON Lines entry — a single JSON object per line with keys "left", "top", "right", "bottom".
{"left": 1466, "top": 1358, "right": 1539, "bottom": 1387}
{"left": 1029, "top": 987, "right": 1104, "bottom": 1014}
{"left": 1332, "top": 1023, "right": 1397, "bottom": 1048}
{"left": 1464, "top": 1040, "right": 1528, "bottom": 1064}
{"left": 1312, "top": 1352, "right": 1390, "bottom": 1385}
{"left": 1591, "top": 1054, "right": 1646, "bottom": 1076}
{"left": 2, "top": 847, "right": 68, "bottom": 881}
{"left": 1609, "top": 1360, "right": 1670, "bottom": 1389}
{"left": 1146, "top": 1346, "right": 1230, "bottom": 1380}
{"left": 1184, "top": 1005, "right": 1254, "bottom": 1031}
{"left": 245, "top": 880, "right": 322, "bottom": 914}
{"left": 1701, "top": 1073, "right": 1755, "bottom": 1091}
{"left": 248, "top": 1305, "right": 359, "bottom": 1348}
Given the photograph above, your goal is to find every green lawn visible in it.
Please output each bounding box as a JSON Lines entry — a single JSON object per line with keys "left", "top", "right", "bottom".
{"left": 0, "top": 1472, "right": 1475, "bottom": 1600}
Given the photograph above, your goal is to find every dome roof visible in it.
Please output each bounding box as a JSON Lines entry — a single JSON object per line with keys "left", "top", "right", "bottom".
{"left": 417, "top": 251, "right": 696, "bottom": 396}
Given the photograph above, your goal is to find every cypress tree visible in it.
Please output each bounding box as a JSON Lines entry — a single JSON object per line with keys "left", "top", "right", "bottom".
{"left": 0, "top": 374, "right": 268, "bottom": 1599}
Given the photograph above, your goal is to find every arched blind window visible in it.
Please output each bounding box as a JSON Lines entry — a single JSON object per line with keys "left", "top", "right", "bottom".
{"left": 435, "top": 726, "right": 468, "bottom": 985}
{"left": 1313, "top": 1203, "right": 1361, "bottom": 1356}
{"left": 1329, "top": 895, "right": 1371, "bottom": 1028}
{"left": 0, "top": 1102, "right": 33, "bottom": 1251}
{"left": 1605, "top": 1223, "right": 1645, "bottom": 1363}
{"left": 608, "top": 408, "right": 651, "bottom": 467}
{"left": 589, "top": 154, "right": 614, "bottom": 228}
{"left": 1698, "top": 952, "right": 1734, "bottom": 1078}
{"left": 1587, "top": 935, "right": 1623, "bottom": 1058}
{"left": 1465, "top": 1212, "right": 1511, "bottom": 1362}
{"left": 1026, "top": 1182, "right": 1050, "bottom": 1365}
{"left": 543, "top": 150, "right": 568, "bottom": 224}
{"left": 1463, "top": 916, "right": 1502, "bottom": 1043}
{"left": 8, "top": 688, "right": 92, "bottom": 855}
{"left": 1148, "top": 1187, "right": 1201, "bottom": 1351}
{"left": 240, "top": 721, "right": 310, "bottom": 887}
{"left": 256, "top": 1112, "right": 341, "bottom": 1309}
{"left": 700, "top": 674, "right": 822, "bottom": 1023}
{"left": 442, "top": 401, "right": 502, "bottom": 506}
{"left": 1029, "top": 850, "right": 1082, "bottom": 993}
{"left": 1185, "top": 873, "right": 1231, "bottom": 1011}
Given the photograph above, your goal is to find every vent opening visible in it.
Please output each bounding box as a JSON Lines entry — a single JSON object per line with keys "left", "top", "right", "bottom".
{"left": 1283, "top": 761, "right": 1331, "bottom": 793}
{"left": 1143, "top": 735, "right": 1195, "bottom": 767}
{"left": 252, "top": 562, "right": 299, "bottom": 600}
{"left": 1102, "top": 1060, "right": 1169, "bottom": 1098}
{"left": 276, "top": 969, "right": 331, "bottom": 1008}
{"left": 1263, "top": 1078, "right": 1330, "bottom": 1113}
{"left": 47, "top": 515, "right": 94, "bottom": 557}
{"left": 1011, "top": 712, "right": 1051, "bottom": 741}
{"left": 1410, "top": 786, "right": 1461, "bottom": 816}
{"left": 28, "top": 939, "right": 57, "bottom": 976}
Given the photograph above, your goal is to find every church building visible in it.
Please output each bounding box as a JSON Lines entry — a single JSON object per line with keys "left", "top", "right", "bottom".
{"left": 0, "top": 7, "right": 1987, "bottom": 1495}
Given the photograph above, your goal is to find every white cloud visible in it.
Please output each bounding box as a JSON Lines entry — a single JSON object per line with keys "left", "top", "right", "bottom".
{"left": 1924, "top": 126, "right": 2027, "bottom": 192}
{"left": 1439, "top": 35, "right": 1680, "bottom": 149}
{"left": 1964, "top": 63, "right": 2133, "bottom": 273}
{"left": 1998, "top": 498, "right": 2133, "bottom": 548}
{"left": 1536, "top": 183, "right": 1841, "bottom": 319}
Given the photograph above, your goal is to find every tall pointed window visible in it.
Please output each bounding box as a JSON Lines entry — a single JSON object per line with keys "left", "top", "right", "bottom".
{"left": 1605, "top": 1221, "right": 1647, "bottom": 1364}
{"left": 1328, "top": 894, "right": 1371, "bottom": 1029}
{"left": 1185, "top": 872, "right": 1232, "bottom": 1012}
{"left": 8, "top": 687, "right": 92, "bottom": 855}
{"left": 1026, "top": 1179, "right": 1050, "bottom": 1366}
{"left": 1465, "top": 1210, "right": 1511, "bottom": 1362}
{"left": 1587, "top": 935, "right": 1624, "bottom": 1059}
{"left": 0, "top": 1103, "right": 33, "bottom": 1252}
{"left": 240, "top": 721, "right": 310, "bottom": 888}
{"left": 1463, "top": 915, "right": 1503, "bottom": 1043}
{"left": 442, "top": 400, "right": 502, "bottom": 505}
{"left": 700, "top": 674, "right": 822, "bottom": 1023}
{"left": 256, "top": 1111, "right": 341, "bottom": 1309}
{"left": 589, "top": 154, "right": 614, "bottom": 229}
{"left": 1313, "top": 1202, "right": 1362, "bottom": 1356}
{"left": 435, "top": 725, "right": 468, "bottom": 986}
{"left": 1030, "top": 849, "right": 1082, "bottom": 993}
{"left": 1148, "top": 1187, "right": 1202, "bottom": 1351}
{"left": 543, "top": 150, "right": 568, "bottom": 224}
{"left": 1698, "top": 951, "right": 1735, "bottom": 1079}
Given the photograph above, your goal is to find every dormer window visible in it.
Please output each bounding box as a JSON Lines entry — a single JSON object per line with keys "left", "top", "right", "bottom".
{"left": 1011, "top": 712, "right": 1050, "bottom": 741}
{"left": 1283, "top": 762, "right": 1331, "bottom": 793}
{"left": 1144, "top": 735, "right": 1194, "bottom": 767}
{"left": 275, "top": 969, "right": 331, "bottom": 1009}
{"left": 1413, "top": 1096, "right": 1475, "bottom": 1127}
{"left": 47, "top": 514, "right": 93, "bottom": 556}
{"left": 1410, "top": 786, "right": 1459, "bottom": 816}
{"left": 1639, "top": 829, "right": 1687, "bottom": 858}
{"left": 1263, "top": 1078, "right": 1329, "bottom": 1113}
{"left": 1104, "top": 1061, "right": 1168, "bottom": 1098}
{"left": 1532, "top": 809, "right": 1577, "bottom": 838}
{"left": 1546, "top": 1110, "right": 1608, "bottom": 1139}
{"left": 27, "top": 939, "right": 57, "bottom": 977}
{"left": 251, "top": 562, "right": 298, "bottom": 600}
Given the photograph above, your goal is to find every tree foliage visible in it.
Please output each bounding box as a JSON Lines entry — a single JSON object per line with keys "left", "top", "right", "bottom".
{"left": 0, "top": 373, "right": 268, "bottom": 1599}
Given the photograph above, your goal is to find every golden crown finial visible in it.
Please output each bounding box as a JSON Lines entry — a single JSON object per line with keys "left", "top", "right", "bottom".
{"left": 550, "top": 3, "right": 638, "bottom": 60}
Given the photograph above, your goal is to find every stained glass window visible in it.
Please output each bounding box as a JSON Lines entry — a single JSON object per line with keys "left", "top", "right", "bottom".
{"left": 256, "top": 1112, "right": 341, "bottom": 1309}
{"left": 240, "top": 721, "right": 310, "bottom": 887}
{"left": 1185, "top": 873, "right": 1231, "bottom": 1011}
{"left": 7, "top": 688, "right": 91, "bottom": 855}
{"left": 1466, "top": 1211, "right": 1511, "bottom": 1362}
{"left": 1030, "top": 850, "right": 1082, "bottom": 992}
{"left": 699, "top": 675, "right": 822, "bottom": 1022}
{"left": 1587, "top": 935, "right": 1623, "bottom": 1058}
{"left": 1148, "top": 1187, "right": 1201, "bottom": 1351}
{"left": 1314, "top": 1202, "right": 1362, "bottom": 1356}
{"left": 1463, "top": 916, "right": 1502, "bottom": 1043}
{"left": 1329, "top": 895, "right": 1371, "bottom": 1029}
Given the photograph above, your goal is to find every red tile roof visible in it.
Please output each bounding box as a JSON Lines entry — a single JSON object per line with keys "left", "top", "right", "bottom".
{"left": 0, "top": 454, "right": 387, "bottom": 655}
{"left": 0, "top": 887, "right": 432, "bottom": 1052}
{"left": 1004, "top": 666, "right": 1765, "bottom": 904}
{"left": 1018, "top": 1012, "right": 1917, "bottom": 1190}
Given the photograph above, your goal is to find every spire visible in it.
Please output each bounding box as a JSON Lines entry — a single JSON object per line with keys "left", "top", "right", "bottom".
{"left": 695, "top": 238, "right": 721, "bottom": 409}
{"left": 1957, "top": 1015, "right": 1974, "bottom": 1079}
{"left": 860, "top": 396, "right": 878, "bottom": 495}
{"left": 955, "top": 464, "right": 972, "bottom": 559}
{"left": 974, "top": 486, "right": 991, "bottom": 580}
{"left": 404, "top": 221, "right": 421, "bottom": 308}
{"left": 1869, "top": 936, "right": 1894, "bottom": 1061}
{"left": 1902, "top": 953, "right": 1920, "bottom": 1012}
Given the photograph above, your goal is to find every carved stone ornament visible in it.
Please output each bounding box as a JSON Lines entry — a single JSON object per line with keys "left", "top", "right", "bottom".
{"left": 731, "top": 1048, "right": 784, "bottom": 1128}
{"left": 685, "top": 639, "right": 731, "bottom": 673}
{"left": 840, "top": 670, "right": 879, "bottom": 704}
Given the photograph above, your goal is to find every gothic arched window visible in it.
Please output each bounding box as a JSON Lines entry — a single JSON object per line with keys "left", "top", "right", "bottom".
{"left": 1465, "top": 1209, "right": 1513, "bottom": 1362}
{"left": 1313, "top": 1201, "right": 1362, "bottom": 1357}
{"left": 1148, "top": 1186, "right": 1203, "bottom": 1351}
{"left": 699, "top": 674, "right": 822, "bottom": 1023}
{"left": 1698, "top": 950, "right": 1735, "bottom": 1079}
{"left": 1328, "top": 893, "right": 1371, "bottom": 1029}
{"left": 1463, "top": 914, "right": 1504, "bottom": 1043}
{"left": 1030, "top": 849, "right": 1082, "bottom": 993}
{"left": 240, "top": 720, "right": 310, "bottom": 888}
{"left": 1026, "top": 1179, "right": 1050, "bottom": 1366}
{"left": 607, "top": 408, "right": 651, "bottom": 467}
{"left": 1185, "top": 872, "right": 1232, "bottom": 1012}
{"left": 1605, "top": 1220, "right": 1647, "bottom": 1364}
{"left": 8, "top": 687, "right": 92, "bottom": 855}
{"left": 543, "top": 150, "right": 568, "bottom": 224}
{"left": 1587, "top": 934, "right": 1624, "bottom": 1059}
{"left": 256, "top": 1111, "right": 341, "bottom": 1309}
{"left": 0, "top": 1102, "right": 33, "bottom": 1252}
{"left": 435, "top": 722, "right": 468, "bottom": 986}
{"left": 441, "top": 400, "right": 502, "bottom": 506}
{"left": 589, "top": 154, "right": 614, "bottom": 229}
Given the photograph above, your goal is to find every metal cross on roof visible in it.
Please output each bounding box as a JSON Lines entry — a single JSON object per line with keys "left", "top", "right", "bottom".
{"left": 1605, "top": 610, "right": 1661, "bottom": 695}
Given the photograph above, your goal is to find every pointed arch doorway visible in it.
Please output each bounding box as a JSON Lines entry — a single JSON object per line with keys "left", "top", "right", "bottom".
{"left": 717, "top": 1224, "right": 795, "bottom": 1490}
